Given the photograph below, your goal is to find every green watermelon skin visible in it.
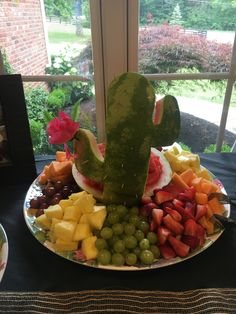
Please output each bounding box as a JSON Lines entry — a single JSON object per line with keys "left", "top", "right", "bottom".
{"left": 73, "top": 72, "right": 180, "bottom": 205}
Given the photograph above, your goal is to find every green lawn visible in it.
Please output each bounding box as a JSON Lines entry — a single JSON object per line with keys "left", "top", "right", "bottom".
{"left": 48, "top": 31, "right": 90, "bottom": 44}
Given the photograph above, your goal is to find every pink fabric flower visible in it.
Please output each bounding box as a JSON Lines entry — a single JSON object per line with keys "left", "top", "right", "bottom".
{"left": 47, "top": 112, "right": 79, "bottom": 145}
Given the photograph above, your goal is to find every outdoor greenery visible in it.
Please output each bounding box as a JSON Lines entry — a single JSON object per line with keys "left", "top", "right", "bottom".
{"left": 204, "top": 144, "right": 232, "bottom": 153}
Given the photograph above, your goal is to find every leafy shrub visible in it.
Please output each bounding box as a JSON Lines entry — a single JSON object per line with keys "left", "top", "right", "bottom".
{"left": 1, "top": 49, "right": 14, "bottom": 74}
{"left": 204, "top": 144, "right": 232, "bottom": 153}
{"left": 25, "top": 88, "right": 48, "bottom": 123}
{"left": 138, "top": 25, "right": 231, "bottom": 74}
{"left": 47, "top": 88, "right": 66, "bottom": 113}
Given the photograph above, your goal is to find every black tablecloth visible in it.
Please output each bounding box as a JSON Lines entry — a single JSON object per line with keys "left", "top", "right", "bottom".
{"left": 0, "top": 153, "right": 236, "bottom": 292}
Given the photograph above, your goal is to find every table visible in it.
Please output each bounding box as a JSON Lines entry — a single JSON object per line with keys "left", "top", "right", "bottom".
{"left": 0, "top": 153, "right": 236, "bottom": 313}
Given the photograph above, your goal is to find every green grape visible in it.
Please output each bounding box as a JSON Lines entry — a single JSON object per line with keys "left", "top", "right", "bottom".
{"left": 125, "top": 253, "right": 137, "bottom": 266}
{"left": 138, "top": 220, "right": 149, "bottom": 233}
{"left": 107, "top": 212, "right": 120, "bottom": 225}
{"left": 124, "top": 223, "right": 136, "bottom": 235}
{"left": 95, "top": 238, "right": 107, "bottom": 250}
{"left": 103, "top": 219, "right": 112, "bottom": 227}
{"left": 129, "top": 214, "right": 140, "bottom": 227}
{"left": 135, "top": 229, "right": 145, "bottom": 241}
{"left": 112, "top": 253, "right": 125, "bottom": 266}
{"left": 100, "top": 227, "right": 113, "bottom": 239}
{"left": 124, "top": 235, "right": 137, "bottom": 249}
{"left": 113, "top": 240, "right": 125, "bottom": 253}
{"left": 130, "top": 206, "right": 139, "bottom": 215}
{"left": 150, "top": 245, "right": 160, "bottom": 259}
{"left": 139, "top": 250, "right": 154, "bottom": 265}
{"left": 146, "top": 232, "right": 157, "bottom": 244}
{"left": 123, "top": 214, "right": 130, "bottom": 222}
{"left": 116, "top": 205, "right": 128, "bottom": 218}
{"left": 133, "top": 246, "right": 141, "bottom": 257}
{"left": 122, "top": 248, "right": 130, "bottom": 257}
{"left": 106, "top": 204, "right": 117, "bottom": 213}
{"left": 139, "top": 238, "right": 150, "bottom": 250}
{"left": 97, "top": 249, "right": 112, "bottom": 265}
{"left": 112, "top": 223, "right": 124, "bottom": 235}
{"left": 107, "top": 235, "right": 120, "bottom": 247}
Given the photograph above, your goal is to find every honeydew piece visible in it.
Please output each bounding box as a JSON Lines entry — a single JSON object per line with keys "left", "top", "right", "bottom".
{"left": 54, "top": 238, "right": 78, "bottom": 252}
{"left": 81, "top": 236, "right": 98, "bottom": 260}
{"left": 73, "top": 193, "right": 96, "bottom": 214}
{"left": 59, "top": 199, "right": 73, "bottom": 210}
{"left": 35, "top": 214, "right": 52, "bottom": 230}
{"left": 69, "top": 191, "right": 88, "bottom": 202}
{"left": 73, "top": 223, "right": 92, "bottom": 241}
{"left": 54, "top": 220, "right": 77, "bottom": 242}
{"left": 44, "top": 204, "right": 63, "bottom": 219}
{"left": 63, "top": 205, "right": 82, "bottom": 222}
{"left": 87, "top": 206, "right": 107, "bottom": 230}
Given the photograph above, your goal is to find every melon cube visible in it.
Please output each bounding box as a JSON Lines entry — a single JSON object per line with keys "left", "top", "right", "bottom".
{"left": 73, "top": 223, "right": 92, "bottom": 241}
{"left": 87, "top": 206, "right": 107, "bottom": 230}
{"left": 81, "top": 236, "right": 98, "bottom": 260}
{"left": 79, "top": 214, "right": 89, "bottom": 224}
{"left": 35, "top": 214, "right": 51, "bottom": 230}
{"left": 69, "top": 191, "right": 88, "bottom": 202}
{"left": 54, "top": 221, "right": 77, "bottom": 242}
{"left": 73, "top": 194, "right": 96, "bottom": 213}
{"left": 44, "top": 204, "right": 63, "bottom": 219}
{"left": 59, "top": 199, "right": 73, "bottom": 210}
{"left": 54, "top": 238, "right": 78, "bottom": 252}
{"left": 50, "top": 218, "right": 61, "bottom": 232}
{"left": 63, "top": 205, "right": 82, "bottom": 222}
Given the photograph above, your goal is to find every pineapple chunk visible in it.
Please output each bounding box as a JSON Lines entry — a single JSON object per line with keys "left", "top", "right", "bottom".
{"left": 81, "top": 236, "right": 98, "bottom": 260}
{"left": 44, "top": 204, "right": 63, "bottom": 219}
{"left": 87, "top": 206, "right": 107, "bottom": 230}
{"left": 63, "top": 205, "right": 82, "bottom": 222}
{"left": 59, "top": 199, "right": 73, "bottom": 210}
{"left": 69, "top": 191, "right": 87, "bottom": 202}
{"left": 54, "top": 221, "right": 77, "bottom": 242}
{"left": 54, "top": 238, "right": 78, "bottom": 252}
{"left": 79, "top": 214, "right": 89, "bottom": 224}
{"left": 35, "top": 214, "right": 51, "bottom": 230}
{"left": 50, "top": 218, "right": 61, "bottom": 232}
{"left": 73, "top": 194, "right": 96, "bottom": 213}
{"left": 73, "top": 223, "right": 92, "bottom": 241}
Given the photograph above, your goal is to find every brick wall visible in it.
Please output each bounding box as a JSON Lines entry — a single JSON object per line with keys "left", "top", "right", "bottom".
{"left": 0, "top": 0, "right": 48, "bottom": 76}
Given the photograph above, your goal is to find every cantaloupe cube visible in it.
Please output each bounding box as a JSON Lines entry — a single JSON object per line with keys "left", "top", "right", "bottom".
{"left": 59, "top": 199, "right": 73, "bottom": 210}
{"left": 81, "top": 236, "right": 98, "bottom": 260}
{"left": 205, "top": 204, "right": 213, "bottom": 219}
{"left": 208, "top": 198, "right": 225, "bottom": 215}
{"left": 35, "top": 214, "right": 52, "bottom": 230}
{"left": 198, "top": 216, "right": 214, "bottom": 235}
{"left": 73, "top": 194, "right": 96, "bottom": 214}
{"left": 190, "top": 177, "right": 203, "bottom": 192}
{"left": 44, "top": 204, "right": 63, "bottom": 219}
{"left": 73, "top": 223, "right": 92, "bottom": 241}
{"left": 180, "top": 168, "right": 196, "bottom": 185}
{"left": 54, "top": 238, "right": 78, "bottom": 252}
{"left": 200, "top": 179, "right": 213, "bottom": 195}
{"left": 63, "top": 205, "right": 82, "bottom": 222}
{"left": 195, "top": 192, "right": 208, "bottom": 205}
{"left": 87, "top": 206, "right": 107, "bottom": 230}
{"left": 196, "top": 167, "right": 212, "bottom": 181}
{"left": 54, "top": 221, "right": 77, "bottom": 242}
{"left": 171, "top": 172, "right": 189, "bottom": 189}
{"left": 56, "top": 151, "right": 67, "bottom": 162}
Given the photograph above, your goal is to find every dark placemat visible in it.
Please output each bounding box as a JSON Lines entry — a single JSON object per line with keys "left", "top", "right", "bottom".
{"left": 0, "top": 288, "right": 236, "bottom": 313}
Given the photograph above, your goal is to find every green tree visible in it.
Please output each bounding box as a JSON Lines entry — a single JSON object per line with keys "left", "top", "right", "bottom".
{"left": 44, "top": 0, "right": 76, "bottom": 21}
{"left": 170, "top": 3, "right": 183, "bottom": 25}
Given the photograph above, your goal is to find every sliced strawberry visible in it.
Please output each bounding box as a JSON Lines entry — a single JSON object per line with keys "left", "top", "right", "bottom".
{"left": 172, "top": 198, "right": 185, "bottom": 209}
{"left": 184, "top": 219, "right": 199, "bottom": 236}
{"left": 162, "top": 201, "right": 175, "bottom": 210}
{"left": 195, "top": 204, "right": 207, "bottom": 221}
{"left": 163, "top": 214, "right": 184, "bottom": 235}
{"left": 154, "top": 190, "right": 174, "bottom": 204}
{"left": 159, "top": 244, "right": 177, "bottom": 259}
{"left": 163, "top": 183, "right": 184, "bottom": 198}
{"left": 141, "top": 195, "right": 153, "bottom": 205}
{"left": 178, "top": 186, "right": 196, "bottom": 201}
{"left": 163, "top": 207, "right": 182, "bottom": 222}
{"left": 157, "top": 226, "right": 172, "bottom": 245}
{"left": 152, "top": 208, "right": 164, "bottom": 226}
{"left": 196, "top": 224, "right": 206, "bottom": 246}
{"left": 149, "top": 219, "right": 157, "bottom": 232}
{"left": 174, "top": 204, "right": 195, "bottom": 222}
{"left": 139, "top": 202, "right": 157, "bottom": 217}
{"left": 181, "top": 235, "right": 200, "bottom": 250}
{"left": 168, "top": 235, "right": 190, "bottom": 258}
{"left": 185, "top": 200, "right": 196, "bottom": 217}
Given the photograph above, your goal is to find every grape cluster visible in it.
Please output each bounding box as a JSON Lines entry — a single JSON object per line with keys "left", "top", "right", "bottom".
{"left": 29, "top": 180, "right": 80, "bottom": 217}
{"left": 95, "top": 205, "right": 160, "bottom": 266}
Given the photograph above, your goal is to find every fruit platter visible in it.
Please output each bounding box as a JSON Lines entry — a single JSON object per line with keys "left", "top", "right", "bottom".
{"left": 24, "top": 72, "right": 230, "bottom": 270}
{"left": 0, "top": 224, "right": 8, "bottom": 281}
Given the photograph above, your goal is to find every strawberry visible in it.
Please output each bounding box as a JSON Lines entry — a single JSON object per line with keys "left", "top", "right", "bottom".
{"left": 162, "top": 201, "right": 175, "bottom": 210}
{"left": 185, "top": 200, "right": 196, "bottom": 217}
{"left": 157, "top": 227, "right": 172, "bottom": 245}
{"left": 163, "top": 214, "right": 184, "bottom": 235}
{"left": 168, "top": 235, "right": 190, "bottom": 258}
{"left": 152, "top": 208, "right": 164, "bottom": 226}
{"left": 172, "top": 198, "right": 185, "bottom": 209}
{"left": 184, "top": 219, "right": 199, "bottom": 236}
{"left": 141, "top": 195, "right": 153, "bottom": 205}
{"left": 159, "top": 244, "right": 176, "bottom": 259}
{"left": 139, "top": 202, "right": 157, "bottom": 217}
{"left": 154, "top": 190, "right": 174, "bottom": 204}
{"left": 196, "top": 224, "right": 206, "bottom": 246}
{"left": 195, "top": 204, "right": 207, "bottom": 221}
{"left": 178, "top": 186, "right": 196, "bottom": 201}
{"left": 163, "top": 183, "right": 184, "bottom": 198}
{"left": 181, "top": 235, "right": 200, "bottom": 250}
{"left": 163, "top": 207, "right": 182, "bottom": 222}
{"left": 149, "top": 219, "right": 157, "bottom": 232}
{"left": 174, "top": 204, "right": 195, "bottom": 222}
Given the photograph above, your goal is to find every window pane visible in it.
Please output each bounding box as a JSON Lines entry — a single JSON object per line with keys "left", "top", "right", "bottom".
{"left": 138, "top": 1, "right": 235, "bottom": 74}
{"left": 152, "top": 79, "right": 235, "bottom": 152}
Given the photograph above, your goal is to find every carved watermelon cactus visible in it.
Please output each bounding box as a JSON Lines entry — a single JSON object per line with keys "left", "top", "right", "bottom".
{"left": 73, "top": 72, "right": 180, "bottom": 205}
